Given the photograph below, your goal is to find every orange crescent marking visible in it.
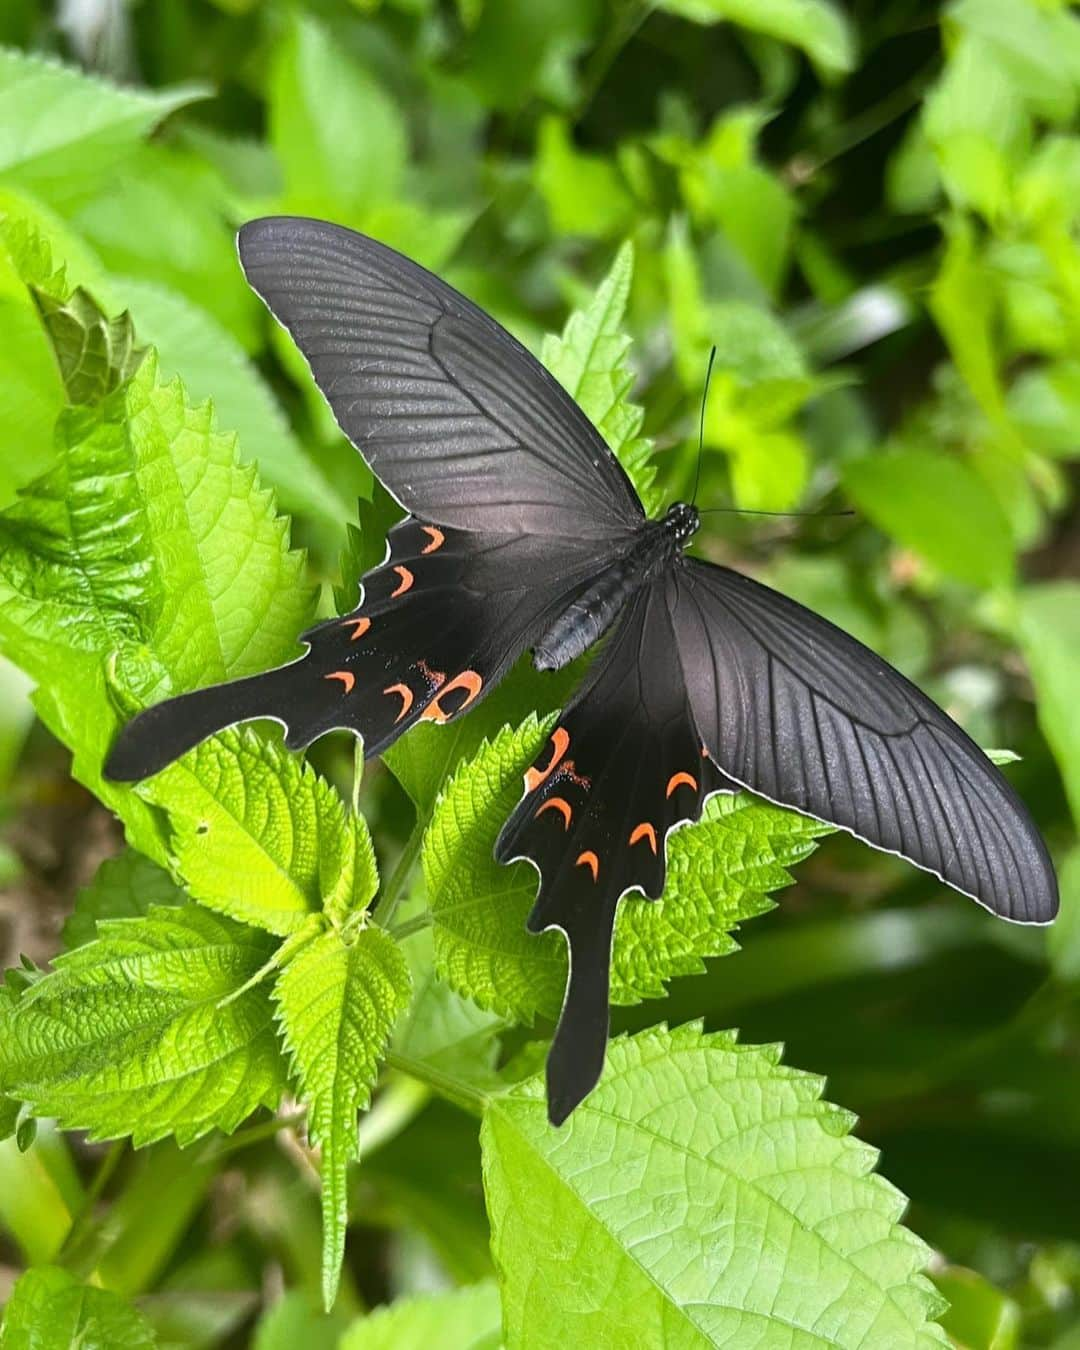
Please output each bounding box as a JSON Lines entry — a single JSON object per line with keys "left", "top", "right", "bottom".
{"left": 420, "top": 669, "right": 484, "bottom": 724}
{"left": 325, "top": 671, "right": 355, "bottom": 694}
{"left": 420, "top": 525, "right": 445, "bottom": 554}
{"left": 575, "top": 850, "right": 600, "bottom": 882}
{"left": 391, "top": 565, "right": 414, "bottom": 597}
{"left": 344, "top": 616, "right": 371, "bottom": 641}
{"left": 524, "top": 727, "right": 571, "bottom": 793}
{"left": 384, "top": 682, "right": 414, "bottom": 723}
{"left": 629, "top": 822, "right": 658, "bottom": 854}
{"left": 666, "top": 771, "right": 698, "bottom": 798}
{"left": 536, "top": 796, "right": 572, "bottom": 829}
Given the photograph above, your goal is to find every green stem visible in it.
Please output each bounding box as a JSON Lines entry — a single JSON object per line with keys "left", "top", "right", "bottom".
{"left": 388, "top": 911, "right": 431, "bottom": 941}
{"left": 204, "top": 1109, "right": 308, "bottom": 1161}
{"left": 377, "top": 821, "right": 425, "bottom": 929}
{"left": 351, "top": 738, "right": 364, "bottom": 817}
{"left": 384, "top": 1050, "right": 487, "bottom": 1119}
{"left": 56, "top": 1139, "right": 126, "bottom": 1270}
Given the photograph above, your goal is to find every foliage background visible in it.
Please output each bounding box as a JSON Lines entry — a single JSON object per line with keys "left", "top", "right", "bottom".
{"left": 0, "top": 0, "right": 1078, "bottom": 1346}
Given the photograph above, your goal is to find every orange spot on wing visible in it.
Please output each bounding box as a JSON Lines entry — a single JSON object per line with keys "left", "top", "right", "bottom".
{"left": 325, "top": 671, "right": 355, "bottom": 694}
{"left": 536, "top": 796, "right": 572, "bottom": 829}
{"left": 575, "top": 850, "right": 600, "bottom": 882}
{"left": 420, "top": 525, "right": 445, "bottom": 554}
{"left": 629, "top": 822, "right": 658, "bottom": 854}
{"left": 666, "top": 771, "right": 698, "bottom": 797}
{"left": 420, "top": 669, "right": 484, "bottom": 723}
{"left": 384, "top": 682, "right": 414, "bottom": 723}
{"left": 524, "top": 727, "right": 570, "bottom": 793}
{"left": 391, "top": 565, "right": 414, "bottom": 597}
{"left": 344, "top": 616, "right": 371, "bottom": 641}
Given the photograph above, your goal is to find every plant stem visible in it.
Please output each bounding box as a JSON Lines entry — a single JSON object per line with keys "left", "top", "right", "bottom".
{"left": 351, "top": 738, "right": 364, "bottom": 816}
{"left": 205, "top": 1108, "right": 308, "bottom": 1161}
{"left": 377, "top": 821, "right": 425, "bottom": 929}
{"left": 56, "top": 1138, "right": 126, "bottom": 1270}
{"left": 384, "top": 1050, "right": 487, "bottom": 1119}
{"left": 388, "top": 910, "right": 431, "bottom": 941}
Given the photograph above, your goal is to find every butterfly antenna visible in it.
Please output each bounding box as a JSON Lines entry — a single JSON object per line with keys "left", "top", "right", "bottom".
{"left": 698, "top": 507, "right": 856, "bottom": 519}
{"left": 690, "top": 345, "right": 717, "bottom": 507}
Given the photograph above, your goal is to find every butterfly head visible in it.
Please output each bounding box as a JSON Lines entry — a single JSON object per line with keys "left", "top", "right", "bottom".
{"left": 664, "top": 501, "right": 700, "bottom": 549}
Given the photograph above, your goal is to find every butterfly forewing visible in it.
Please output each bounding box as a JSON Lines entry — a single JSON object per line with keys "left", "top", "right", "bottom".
{"left": 238, "top": 217, "right": 644, "bottom": 539}
{"left": 673, "top": 558, "right": 1058, "bottom": 925}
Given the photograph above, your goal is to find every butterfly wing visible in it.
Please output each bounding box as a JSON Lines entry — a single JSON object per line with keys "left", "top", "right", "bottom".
{"left": 105, "top": 516, "right": 613, "bottom": 781}
{"left": 238, "top": 216, "right": 644, "bottom": 540}
{"left": 674, "top": 558, "right": 1058, "bottom": 924}
{"left": 495, "top": 573, "right": 736, "bottom": 1124}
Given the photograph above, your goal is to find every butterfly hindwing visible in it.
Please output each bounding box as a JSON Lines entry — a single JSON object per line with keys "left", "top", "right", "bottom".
{"left": 238, "top": 217, "right": 643, "bottom": 539}
{"left": 495, "top": 574, "right": 736, "bottom": 1123}
{"left": 105, "top": 516, "right": 616, "bottom": 780}
{"left": 674, "top": 558, "right": 1058, "bottom": 924}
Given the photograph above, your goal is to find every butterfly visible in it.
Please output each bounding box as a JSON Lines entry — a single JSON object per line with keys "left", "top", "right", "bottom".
{"left": 105, "top": 216, "right": 1059, "bottom": 1126}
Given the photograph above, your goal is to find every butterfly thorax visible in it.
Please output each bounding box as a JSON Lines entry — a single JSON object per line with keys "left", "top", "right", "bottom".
{"left": 532, "top": 502, "right": 699, "bottom": 672}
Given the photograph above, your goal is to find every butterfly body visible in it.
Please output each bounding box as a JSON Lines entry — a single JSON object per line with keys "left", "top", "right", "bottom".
{"left": 533, "top": 502, "right": 698, "bottom": 671}
{"left": 105, "top": 216, "right": 1058, "bottom": 1126}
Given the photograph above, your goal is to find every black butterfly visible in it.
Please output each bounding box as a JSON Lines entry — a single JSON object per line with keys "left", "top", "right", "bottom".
{"left": 105, "top": 217, "right": 1059, "bottom": 1125}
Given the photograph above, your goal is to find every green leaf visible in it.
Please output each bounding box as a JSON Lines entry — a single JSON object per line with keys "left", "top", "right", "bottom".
{"left": 339, "top": 1282, "right": 502, "bottom": 1350}
{"left": 935, "top": 1263, "right": 1021, "bottom": 1350}
{"left": 540, "top": 241, "right": 659, "bottom": 517}
{"left": 0, "top": 1265, "right": 157, "bottom": 1350}
{"left": 1046, "top": 845, "right": 1080, "bottom": 982}
{"left": 0, "top": 350, "right": 312, "bottom": 864}
{"left": 63, "top": 848, "right": 185, "bottom": 949}
{"left": 0, "top": 46, "right": 204, "bottom": 212}
{"left": 394, "top": 926, "right": 507, "bottom": 1097}
{"left": 609, "top": 792, "right": 829, "bottom": 1003}
{"left": 924, "top": 36, "right": 1028, "bottom": 219}
{"left": 842, "top": 446, "right": 1015, "bottom": 589}
{"left": 535, "top": 117, "right": 634, "bottom": 240}
{"left": 0, "top": 905, "right": 284, "bottom": 1146}
{"left": 0, "top": 1094, "right": 18, "bottom": 1142}
{"left": 32, "top": 285, "right": 143, "bottom": 405}
{"left": 274, "top": 925, "right": 412, "bottom": 1309}
{"left": 254, "top": 1292, "right": 351, "bottom": 1350}
{"left": 929, "top": 218, "right": 1006, "bottom": 424}
{"left": 425, "top": 720, "right": 828, "bottom": 1021}
{"left": 653, "top": 0, "right": 855, "bottom": 78}
{"left": 333, "top": 483, "right": 403, "bottom": 615}
{"left": 118, "top": 275, "right": 348, "bottom": 535}
{"left": 949, "top": 0, "right": 1080, "bottom": 125}
{"left": 141, "top": 728, "right": 378, "bottom": 936}
{"left": 423, "top": 716, "right": 564, "bottom": 1022}
{"left": 70, "top": 143, "right": 259, "bottom": 350}
{"left": 269, "top": 14, "right": 407, "bottom": 224}
{"left": 483, "top": 1024, "right": 949, "bottom": 1348}
{"left": 1015, "top": 583, "right": 1080, "bottom": 825}
{"left": 667, "top": 110, "right": 796, "bottom": 298}
{"left": 0, "top": 222, "right": 66, "bottom": 507}
{"left": 117, "top": 354, "right": 313, "bottom": 689}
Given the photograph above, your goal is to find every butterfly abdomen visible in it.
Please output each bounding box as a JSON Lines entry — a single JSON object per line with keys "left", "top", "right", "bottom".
{"left": 533, "top": 523, "right": 675, "bottom": 672}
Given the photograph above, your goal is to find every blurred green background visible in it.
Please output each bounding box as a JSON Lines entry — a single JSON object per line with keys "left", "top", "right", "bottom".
{"left": 0, "top": 0, "right": 1079, "bottom": 1345}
